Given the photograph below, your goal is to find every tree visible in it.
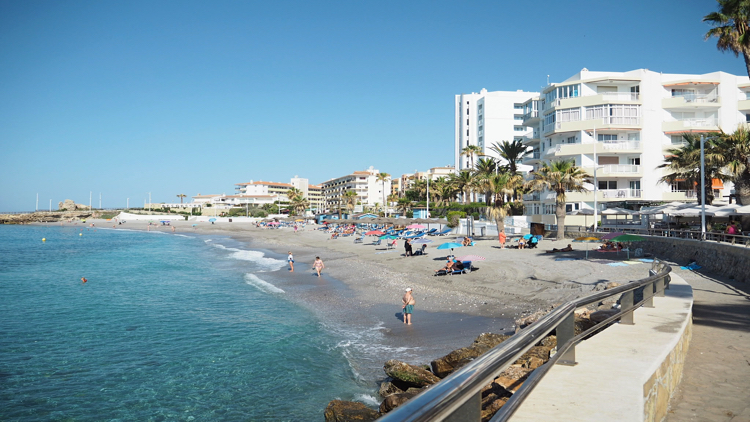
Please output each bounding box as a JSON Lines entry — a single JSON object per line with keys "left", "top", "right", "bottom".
{"left": 286, "top": 187, "right": 302, "bottom": 202}
{"left": 714, "top": 125, "right": 750, "bottom": 206}
{"left": 176, "top": 194, "right": 187, "bottom": 204}
{"left": 449, "top": 170, "right": 475, "bottom": 204}
{"left": 524, "top": 159, "right": 592, "bottom": 240}
{"left": 343, "top": 190, "right": 358, "bottom": 215}
{"left": 376, "top": 172, "right": 390, "bottom": 216}
{"left": 431, "top": 177, "right": 456, "bottom": 207}
{"left": 489, "top": 140, "right": 529, "bottom": 175}
{"left": 657, "top": 133, "right": 726, "bottom": 205}
{"left": 289, "top": 194, "right": 309, "bottom": 216}
{"left": 461, "top": 145, "right": 483, "bottom": 170}
{"left": 473, "top": 157, "right": 498, "bottom": 205}
{"left": 396, "top": 197, "right": 411, "bottom": 216}
{"left": 704, "top": 0, "right": 750, "bottom": 77}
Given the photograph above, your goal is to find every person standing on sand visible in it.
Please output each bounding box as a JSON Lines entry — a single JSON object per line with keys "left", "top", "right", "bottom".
{"left": 402, "top": 288, "right": 415, "bottom": 324}
{"left": 498, "top": 231, "right": 506, "bottom": 248}
{"left": 288, "top": 251, "right": 294, "bottom": 272}
{"left": 312, "top": 256, "right": 325, "bottom": 277}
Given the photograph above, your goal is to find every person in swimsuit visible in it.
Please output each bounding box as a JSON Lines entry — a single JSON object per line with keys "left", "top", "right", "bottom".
{"left": 402, "top": 288, "right": 415, "bottom": 325}
{"left": 288, "top": 251, "right": 294, "bottom": 272}
{"left": 313, "top": 256, "right": 325, "bottom": 277}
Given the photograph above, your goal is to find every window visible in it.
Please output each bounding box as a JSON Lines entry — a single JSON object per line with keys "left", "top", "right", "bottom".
{"left": 467, "top": 129, "right": 469, "bottom": 136}
{"left": 629, "top": 180, "right": 641, "bottom": 190}
{"left": 628, "top": 132, "right": 640, "bottom": 141}
{"left": 514, "top": 126, "right": 525, "bottom": 131}
{"left": 598, "top": 134, "right": 618, "bottom": 141}
{"left": 671, "top": 135, "right": 686, "bottom": 145}
{"left": 478, "top": 104, "right": 483, "bottom": 111}
{"left": 565, "top": 203, "right": 580, "bottom": 212}
{"left": 567, "top": 136, "right": 576, "bottom": 144}
{"left": 598, "top": 181, "right": 617, "bottom": 190}
{"left": 467, "top": 119, "right": 469, "bottom": 125}
{"left": 514, "top": 103, "right": 523, "bottom": 109}
{"left": 629, "top": 157, "right": 641, "bottom": 165}
{"left": 557, "top": 107, "right": 580, "bottom": 122}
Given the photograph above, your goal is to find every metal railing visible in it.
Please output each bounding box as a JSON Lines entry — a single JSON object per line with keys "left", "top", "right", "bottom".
{"left": 378, "top": 260, "right": 672, "bottom": 422}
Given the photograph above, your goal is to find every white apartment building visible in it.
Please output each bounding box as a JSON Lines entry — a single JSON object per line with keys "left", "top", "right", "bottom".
{"left": 320, "top": 166, "right": 391, "bottom": 212}
{"left": 520, "top": 68, "right": 749, "bottom": 225}
{"left": 455, "top": 89, "right": 539, "bottom": 171}
{"left": 395, "top": 166, "right": 456, "bottom": 196}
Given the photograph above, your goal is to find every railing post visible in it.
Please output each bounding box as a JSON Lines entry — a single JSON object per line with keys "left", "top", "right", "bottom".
{"left": 444, "top": 392, "right": 481, "bottom": 422}
{"left": 655, "top": 276, "right": 665, "bottom": 297}
{"left": 556, "top": 311, "right": 577, "bottom": 366}
{"left": 643, "top": 282, "right": 655, "bottom": 308}
{"left": 620, "top": 290, "right": 634, "bottom": 325}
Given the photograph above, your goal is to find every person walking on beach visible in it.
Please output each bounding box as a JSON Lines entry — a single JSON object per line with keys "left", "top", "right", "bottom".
{"left": 312, "top": 256, "right": 325, "bottom": 277}
{"left": 402, "top": 288, "right": 415, "bottom": 325}
{"left": 288, "top": 251, "right": 294, "bottom": 272}
{"left": 404, "top": 238, "right": 413, "bottom": 257}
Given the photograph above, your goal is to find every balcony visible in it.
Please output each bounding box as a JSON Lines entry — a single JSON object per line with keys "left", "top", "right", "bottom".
{"left": 738, "top": 98, "right": 750, "bottom": 111}
{"left": 662, "top": 94, "right": 720, "bottom": 109}
{"left": 600, "top": 164, "right": 641, "bottom": 175}
{"left": 552, "top": 140, "right": 642, "bottom": 157}
{"left": 522, "top": 110, "right": 540, "bottom": 126}
{"left": 523, "top": 151, "right": 542, "bottom": 164}
{"left": 563, "top": 189, "right": 641, "bottom": 202}
{"left": 550, "top": 92, "right": 641, "bottom": 110}
{"left": 523, "top": 192, "right": 541, "bottom": 201}
{"left": 523, "top": 137, "right": 541, "bottom": 146}
{"left": 662, "top": 118, "right": 719, "bottom": 133}
{"left": 553, "top": 116, "right": 641, "bottom": 134}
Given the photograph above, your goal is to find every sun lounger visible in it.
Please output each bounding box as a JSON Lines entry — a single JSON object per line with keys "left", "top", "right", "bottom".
{"left": 353, "top": 234, "right": 365, "bottom": 243}
{"left": 386, "top": 239, "right": 397, "bottom": 250}
{"left": 434, "top": 261, "right": 472, "bottom": 276}
{"left": 431, "top": 228, "right": 453, "bottom": 236}
{"left": 413, "top": 244, "right": 427, "bottom": 256}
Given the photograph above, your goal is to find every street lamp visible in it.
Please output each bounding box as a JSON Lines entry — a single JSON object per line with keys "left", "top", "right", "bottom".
{"left": 700, "top": 135, "right": 706, "bottom": 239}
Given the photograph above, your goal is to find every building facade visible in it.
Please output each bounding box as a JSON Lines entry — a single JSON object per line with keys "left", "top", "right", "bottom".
{"left": 455, "top": 89, "right": 539, "bottom": 171}
{"left": 519, "top": 68, "right": 748, "bottom": 224}
{"left": 394, "top": 166, "right": 456, "bottom": 196}
{"left": 320, "top": 166, "right": 391, "bottom": 212}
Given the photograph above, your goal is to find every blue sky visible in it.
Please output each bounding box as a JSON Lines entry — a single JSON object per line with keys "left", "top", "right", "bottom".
{"left": 0, "top": 0, "right": 745, "bottom": 211}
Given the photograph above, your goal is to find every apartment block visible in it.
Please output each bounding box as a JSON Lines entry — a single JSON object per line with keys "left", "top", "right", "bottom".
{"left": 455, "top": 89, "right": 539, "bottom": 171}
{"left": 519, "top": 68, "right": 748, "bottom": 224}
{"left": 320, "top": 166, "right": 391, "bottom": 212}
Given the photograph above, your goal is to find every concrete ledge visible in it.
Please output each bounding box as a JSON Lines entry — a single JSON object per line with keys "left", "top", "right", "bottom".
{"left": 511, "top": 274, "right": 693, "bottom": 422}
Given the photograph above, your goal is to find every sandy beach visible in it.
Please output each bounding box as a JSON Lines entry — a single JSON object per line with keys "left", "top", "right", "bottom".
{"left": 71, "top": 219, "right": 659, "bottom": 326}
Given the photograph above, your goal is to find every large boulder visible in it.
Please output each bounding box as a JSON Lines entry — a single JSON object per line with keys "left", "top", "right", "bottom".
{"left": 324, "top": 400, "right": 379, "bottom": 422}
{"left": 383, "top": 360, "right": 440, "bottom": 388}
{"left": 378, "top": 388, "right": 423, "bottom": 414}
{"left": 514, "top": 346, "right": 551, "bottom": 368}
{"left": 493, "top": 365, "right": 533, "bottom": 393}
{"left": 378, "top": 379, "right": 404, "bottom": 398}
{"left": 431, "top": 333, "right": 511, "bottom": 378}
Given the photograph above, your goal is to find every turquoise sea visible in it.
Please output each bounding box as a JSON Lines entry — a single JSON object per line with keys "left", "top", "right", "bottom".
{"left": 0, "top": 225, "right": 379, "bottom": 421}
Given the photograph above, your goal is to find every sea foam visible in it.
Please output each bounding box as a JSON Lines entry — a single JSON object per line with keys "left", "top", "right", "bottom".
{"left": 244, "top": 273, "right": 285, "bottom": 294}
{"left": 212, "top": 244, "right": 286, "bottom": 272}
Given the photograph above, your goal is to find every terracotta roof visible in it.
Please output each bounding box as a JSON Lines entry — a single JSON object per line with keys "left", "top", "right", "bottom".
{"left": 235, "top": 181, "right": 293, "bottom": 187}
{"left": 225, "top": 195, "right": 276, "bottom": 198}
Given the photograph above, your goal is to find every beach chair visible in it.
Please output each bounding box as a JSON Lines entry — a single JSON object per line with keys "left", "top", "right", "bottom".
{"left": 431, "top": 228, "right": 453, "bottom": 236}
{"left": 452, "top": 261, "right": 472, "bottom": 275}
{"left": 413, "top": 244, "right": 427, "bottom": 256}
{"left": 372, "top": 238, "right": 382, "bottom": 246}
{"left": 353, "top": 233, "right": 365, "bottom": 244}
{"left": 387, "top": 239, "right": 397, "bottom": 250}
{"left": 425, "top": 228, "right": 437, "bottom": 235}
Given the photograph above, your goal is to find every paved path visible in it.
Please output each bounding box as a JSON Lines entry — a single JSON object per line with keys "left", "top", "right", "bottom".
{"left": 666, "top": 266, "right": 750, "bottom": 422}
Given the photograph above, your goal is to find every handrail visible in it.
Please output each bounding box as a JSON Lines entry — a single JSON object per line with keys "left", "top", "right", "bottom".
{"left": 377, "top": 260, "right": 672, "bottom": 421}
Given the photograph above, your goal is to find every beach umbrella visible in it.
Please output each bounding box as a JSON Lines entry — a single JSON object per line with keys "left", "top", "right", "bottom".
{"left": 411, "top": 238, "right": 433, "bottom": 244}
{"left": 437, "top": 242, "right": 463, "bottom": 255}
{"left": 573, "top": 236, "right": 600, "bottom": 259}
{"left": 609, "top": 234, "right": 645, "bottom": 259}
{"left": 209, "top": 218, "right": 217, "bottom": 222}
{"left": 379, "top": 234, "right": 398, "bottom": 240}
{"left": 406, "top": 224, "right": 426, "bottom": 229}
{"left": 366, "top": 230, "right": 385, "bottom": 236}
{"left": 601, "top": 232, "right": 624, "bottom": 240}
{"left": 455, "top": 255, "right": 485, "bottom": 262}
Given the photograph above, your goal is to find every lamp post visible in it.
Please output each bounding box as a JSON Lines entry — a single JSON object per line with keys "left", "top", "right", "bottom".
{"left": 593, "top": 126, "right": 598, "bottom": 232}
{"left": 700, "top": 134, "right": 706, "bottom": 239}
{"left": 426, "top": 175, "right": 430, "bottom": 218}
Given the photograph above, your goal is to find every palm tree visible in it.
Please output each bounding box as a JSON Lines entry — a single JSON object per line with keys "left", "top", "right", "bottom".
{"left": 431, "top": 177, "right": 456, "bottom": 206}
{"left": 473, "top": 157, "right": 498, "bottom": 205}
{"left": 286, "top": 187, "right": 302, "bottom": 202}
{"left": 704, "top": 1, "right": 750, "bottom": 77}
{"left": 524, "top": 159, "right": 592, "bottom": 240}
{"left": 461, "top": 145, "right": 483, "bottom": 170}
{"left": 449, "top": 170, "right": 476, "bottom": 204}
{"left": 289, "top": 195, "right": 310, "bottom": 216}
{"left": 176, "top": 194, "right": 186, "bottom": 204}
{"left": 396, "top": 197, "right": 411, "bottom": 216}
{"left": 489, "top": 140, "right": 529, "bottom": 175}
{"left": 657, "top": 133, "right": 726, "bottom": 205}
{"left": 342, "top": 190, "right": 358, "bottom": 216}
{"left": 714, "top": 125, "right": 750, "bottom": 205}
{"left": 485, "top": 173, "right": 516, "bottom": 239}
{"left": 376, "top": 172, "right": 390, "bottom": 216}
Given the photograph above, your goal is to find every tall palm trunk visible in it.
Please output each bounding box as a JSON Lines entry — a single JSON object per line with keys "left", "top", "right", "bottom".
{"left": 555, "top": 201, "right": 566, "bottom": 240}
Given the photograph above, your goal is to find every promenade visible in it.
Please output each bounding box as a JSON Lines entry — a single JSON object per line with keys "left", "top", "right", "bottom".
{"left": 666, "top": 267, "right": 750, "bottom": 422}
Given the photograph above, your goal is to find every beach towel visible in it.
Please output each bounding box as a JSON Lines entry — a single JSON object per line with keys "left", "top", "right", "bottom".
{"left": 638, "top": 259, "right": 654, "bottom": 263}
{"left": 680, "top": 263, "right": 702, "bottom": 270}
{"left": 622, "top": 261, "right": 643, "bottom": 265}
{"left": 607, "top": 262, "right": 629, "bottom": 267}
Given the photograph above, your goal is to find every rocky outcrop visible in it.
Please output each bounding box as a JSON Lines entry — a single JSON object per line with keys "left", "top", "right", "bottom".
{"left": 324, "top": 400, "right": 379, "bottom": 422}
{"left": 431, "top": 333, "right": 511, "bottom": 378}
{"left": 383, "top": 360, "right": 440, "bottom": 388}
{"left": 58, "top": 199, "right": 90, "bottom": 211}
{"left": 0, "top": 211, "right": 95, "bottom": 224}
{"left": 378, "top": 388, "right": 423, "bottom": 414}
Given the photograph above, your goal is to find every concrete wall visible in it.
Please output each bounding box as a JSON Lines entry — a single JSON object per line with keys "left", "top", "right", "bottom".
{"left": 566, "top": 230, "right": 750, "bottom": 283}
{"left": 644, "top": 315, "right": 692, "bottom": 421}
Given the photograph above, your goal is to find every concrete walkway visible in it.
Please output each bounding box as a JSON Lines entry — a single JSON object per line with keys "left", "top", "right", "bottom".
{"left": 665, "top": 266, "right": 750, "bottom": 422}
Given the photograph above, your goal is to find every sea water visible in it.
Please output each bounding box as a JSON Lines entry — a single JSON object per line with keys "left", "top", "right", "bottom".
{"left": 0, "top": 225, "right": 379, "bottom": 421}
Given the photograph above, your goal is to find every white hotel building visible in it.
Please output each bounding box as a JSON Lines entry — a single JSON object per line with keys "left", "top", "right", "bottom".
{"left": 455, "top": 89, "right": 539, "bottom": 171}
{"left": 320, "top": 166, "right": 391, "bottom": 212}
{"left": 517, "top": 68, "right": 749, "bottom": 225}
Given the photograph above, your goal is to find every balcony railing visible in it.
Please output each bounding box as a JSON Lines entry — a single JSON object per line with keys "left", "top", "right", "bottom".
{"left": 600, "top": 189, "right": 642, "bottom": 199}
{"left": 522, "top": 110, "right": 539, "bottom": 121}
{"left": 600, "top": 164, "right": 641, "bottom": 174}
{"left": 523, "top": 192, "right": 540, "bottom": 201}
{"left": 671, "top": 93, "right": 718, "bottom": 103}
{"left": 600, "top": 140, "right": 641, "bottom": 150}
{"left": 672, "top": 117, "right": 717, "bottom": 127}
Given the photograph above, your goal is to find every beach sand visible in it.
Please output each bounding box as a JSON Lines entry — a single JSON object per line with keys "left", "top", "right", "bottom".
{"left": 50, "top": 219, "right": 663, "bottom": 369}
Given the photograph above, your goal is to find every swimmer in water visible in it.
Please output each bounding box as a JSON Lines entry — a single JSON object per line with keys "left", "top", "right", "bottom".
{"left": 81, "top": 277, "right": 87, "bottom": 284}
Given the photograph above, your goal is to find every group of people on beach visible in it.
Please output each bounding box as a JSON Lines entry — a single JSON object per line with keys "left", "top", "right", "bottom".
{"left": 287, "top": 251, "right": 325, "bottom": 277}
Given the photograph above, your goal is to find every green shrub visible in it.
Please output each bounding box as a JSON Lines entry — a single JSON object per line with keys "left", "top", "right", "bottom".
{"left": 446, "top": 211, "right": 466, "bottom": 227}
{"left": 406, "top": 210, "right": 414, "bottom": 218}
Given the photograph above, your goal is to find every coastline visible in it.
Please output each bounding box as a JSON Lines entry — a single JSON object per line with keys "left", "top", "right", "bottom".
{"left": 30, "top": 219, "right": 660, "bottom": 385}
